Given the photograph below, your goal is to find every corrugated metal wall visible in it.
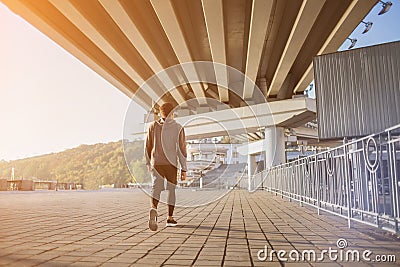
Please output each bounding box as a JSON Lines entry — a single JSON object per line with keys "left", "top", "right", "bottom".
{"left": 314, "top": 41, "right": 400, "bottom": 140}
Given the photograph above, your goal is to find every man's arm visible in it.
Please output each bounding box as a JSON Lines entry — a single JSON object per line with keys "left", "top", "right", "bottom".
{"left": 178, "top": 127, "right": 187, "bottom": 177}
{"left": 144, "top": 123, "right": 154, "bottom": 171}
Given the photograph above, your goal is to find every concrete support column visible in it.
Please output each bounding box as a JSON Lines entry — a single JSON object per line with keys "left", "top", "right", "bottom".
{"left": 248, "top": 154, "right": 257, "bottom": 191}
{"left": 264, "top": 127, "right": 286, "bottom": 169}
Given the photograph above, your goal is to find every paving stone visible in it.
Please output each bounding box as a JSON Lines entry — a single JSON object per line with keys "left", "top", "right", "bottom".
{"left": 163, "top": 258, "right": 195, "bottom": 265}
{"left": 134, "top": 257, "right": 166, "bottom": 265}
{"left": 36, "top": 261, "right": 72, "bottom": 267}
{"left": 78, "top": 256, "right": 111, "bottom": 264}
{"left": 70, "top": 262, "right": 100, "bottom": 267}
{"left": 193, "top": 260, "right": 222, "bottom": 266}
{"left": 101, "top": 263, "right": 131, "bottom": 267}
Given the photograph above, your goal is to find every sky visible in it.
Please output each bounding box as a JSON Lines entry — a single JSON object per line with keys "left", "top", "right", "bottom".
{"left": 0, "top": 3, "right": 145, "bottom": 161}
{"left": 0, "top": 1, "right": 399, "bottom": 161}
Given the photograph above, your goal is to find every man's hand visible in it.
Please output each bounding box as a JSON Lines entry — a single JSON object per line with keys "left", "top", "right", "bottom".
{"left": 181, "top": 171, "right": 186, "bottom": 181}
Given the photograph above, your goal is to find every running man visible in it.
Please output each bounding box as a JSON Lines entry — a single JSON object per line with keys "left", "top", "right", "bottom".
{"left": 145, "top": 102, "right": 187, "bottom": 231}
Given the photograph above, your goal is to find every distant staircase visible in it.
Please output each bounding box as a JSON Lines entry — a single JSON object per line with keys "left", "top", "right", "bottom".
{"left": 195, "top": 163, "right": 247, "bottom": 189}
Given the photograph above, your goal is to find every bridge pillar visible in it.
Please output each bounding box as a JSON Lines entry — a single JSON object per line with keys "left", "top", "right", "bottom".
{"left": 264, "top": 127, "right": 286, "bottom": 169}
{"left": 248, "top": 154, "right": 257, "bottom": 190}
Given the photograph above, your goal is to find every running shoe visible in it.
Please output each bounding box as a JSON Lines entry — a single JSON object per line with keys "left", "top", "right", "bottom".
{"left": 149, "top": 208, "right": 158, "bottom": 231}
{"left": 166, "top": 218, "right": 177, "bottom": 227}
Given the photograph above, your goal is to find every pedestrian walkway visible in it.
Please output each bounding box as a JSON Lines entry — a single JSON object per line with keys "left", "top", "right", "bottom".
{"left": 0, "top": 189, "right": 399, "bottom": 266}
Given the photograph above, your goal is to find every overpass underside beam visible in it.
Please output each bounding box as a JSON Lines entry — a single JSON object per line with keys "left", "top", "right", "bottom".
{"left": 1, "top": 0, "right": 377, "bottom": 109}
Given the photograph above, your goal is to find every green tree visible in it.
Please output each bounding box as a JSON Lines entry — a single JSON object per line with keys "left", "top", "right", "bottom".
{"left": 0, "top": 140, "right": 150, "bottom": 189}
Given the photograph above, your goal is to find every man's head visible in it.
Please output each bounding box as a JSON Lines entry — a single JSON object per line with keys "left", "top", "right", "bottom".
{"left": 159, "top": 102, "right": 174, "bottom": 119}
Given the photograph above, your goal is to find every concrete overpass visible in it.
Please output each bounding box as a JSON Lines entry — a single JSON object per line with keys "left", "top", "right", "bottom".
{"left": 2, "top": 0, "right": 377, "bottom": 110}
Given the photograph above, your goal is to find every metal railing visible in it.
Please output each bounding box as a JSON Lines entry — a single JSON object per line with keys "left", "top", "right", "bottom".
{"left": 251, "top": 124, "right": 400, "bottom": 233}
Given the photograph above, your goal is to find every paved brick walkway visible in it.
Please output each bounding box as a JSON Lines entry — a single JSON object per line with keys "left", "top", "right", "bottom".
{"left": 0, "top": 189, "right": 399, "bottom": 267}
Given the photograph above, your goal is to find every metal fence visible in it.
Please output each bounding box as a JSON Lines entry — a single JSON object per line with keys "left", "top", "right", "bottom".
{"left": 251, "top": 124, "right": 400, "bottom": 233}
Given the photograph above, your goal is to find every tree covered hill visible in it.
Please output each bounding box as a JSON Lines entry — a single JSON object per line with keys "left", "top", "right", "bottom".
{"left": 0, "top": 140, "right": 150, "bottom": 189}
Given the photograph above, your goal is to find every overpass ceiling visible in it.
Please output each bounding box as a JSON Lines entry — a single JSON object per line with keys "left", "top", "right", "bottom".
{"left": 2, "top": 0, "right": 377, "bottom": 110}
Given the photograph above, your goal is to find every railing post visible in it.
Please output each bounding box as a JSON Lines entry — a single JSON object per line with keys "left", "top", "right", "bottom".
{"left": 343, "top": 139, "right": 352, "bottom": 228}
{"left": 261, "top": 170, "right": 264, "bottom": 190}
{"left": 388, "top": 131, "right": 399, "bottom": 232}
{"left": 248, "top": 171, "right": 251, "bottom": 192}
{"left": 289, "top": 163, "right": 292, "bottom": 202}
{"left": 316, "top": 155, "right": 320, "bottom": 215}
{"left": 299, "top": 159, "right": 304, "bottom": 207}
{"left": 281, "top": 166, "right": 284, "bottom": 199}
{"left": 274, "top": 168, "right": 278, "bottom": 196}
